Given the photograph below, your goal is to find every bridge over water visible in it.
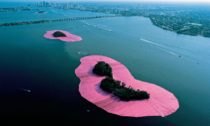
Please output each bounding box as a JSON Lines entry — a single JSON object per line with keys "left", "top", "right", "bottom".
{"left": 0, "top": 15, "right": 119, "bottom": 27}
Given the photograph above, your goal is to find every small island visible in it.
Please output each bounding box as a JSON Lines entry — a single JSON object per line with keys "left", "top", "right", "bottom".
{"left": 93, "top": 61, "right": 149, "bottom": 101}
{"left": 44, "top": 30, "right": 82, "bottom": 42}
{"left": 53, "top": 31, "right": 67, "bottom": 37}
{"left": 75, "top": 55, "right": 179, "bottom": 117}
{"left": 37, "top": 10, "right": 46, "bottom": 14}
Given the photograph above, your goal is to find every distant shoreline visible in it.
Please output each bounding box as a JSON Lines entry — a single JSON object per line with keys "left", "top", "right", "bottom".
{"left": 1, "top": 2, "right": 210, "bottom": 38}
{"left": 32, "top": 1, "right": 210, "bottom": 38}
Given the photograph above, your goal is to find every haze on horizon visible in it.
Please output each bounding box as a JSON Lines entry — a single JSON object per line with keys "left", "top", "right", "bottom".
{"left": 1, "top": 0, "right": 210, "bottom": 3}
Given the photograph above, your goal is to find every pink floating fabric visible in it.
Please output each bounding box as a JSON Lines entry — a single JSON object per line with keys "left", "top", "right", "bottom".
{"left": 44, "top": 30, "right": 82, "bottom": 42}
{"left": 75, "top": 55, "right": 179, "bottom": 117}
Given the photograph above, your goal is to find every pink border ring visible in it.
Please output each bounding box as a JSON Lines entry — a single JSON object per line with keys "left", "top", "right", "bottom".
{"left": 75, "top": 55, "right": 179, "bottom": 117}
{"left": 44, "top": 30, "right": 82, "bottom": 42}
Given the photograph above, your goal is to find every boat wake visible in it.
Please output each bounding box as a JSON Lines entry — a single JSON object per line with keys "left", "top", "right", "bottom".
{"left": 140, "top": 38, "right": 180, "bottom": 57}
{"left": 77, "top": 51, "right": 89, "bottom": 56}
{"left": 139, "top": 38, "right": 202, "bottom": 64}
{"left": 80, "top": 21, "right": 112, "bottom": 32}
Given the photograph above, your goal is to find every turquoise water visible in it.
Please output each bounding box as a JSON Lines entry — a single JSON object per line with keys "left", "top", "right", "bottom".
{"left": 0, "top": 8, "right": 110, "bottom": 23}
{"left": 0, "top": 2, "right": 210, "bottom": 125}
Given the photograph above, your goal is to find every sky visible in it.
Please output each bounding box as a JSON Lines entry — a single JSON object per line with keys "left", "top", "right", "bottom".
{"left": 1, "top": 0, "right": 210, "bottom": 3}
{"left": 81, "top": 0, "right": 209, "bottom": 2}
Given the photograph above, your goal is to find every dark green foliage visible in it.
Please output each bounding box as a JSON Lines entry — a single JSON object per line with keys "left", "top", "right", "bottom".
{"left": 93, "top": 61, "right": 113, "bottom": 78}
{"left": 53, "top": 31, "right": 67, "bottom": 37}
{"left": 100, "top": 77, "right": 150, "bottom": 101}
{"left": 93, "top": 61, "right": 149, "bottom": 101}
{"left": 100, "top": 77, "right": 121, "bottom": 93}
{"left": 113, "top": 88, "right": 150, "bottom": 101}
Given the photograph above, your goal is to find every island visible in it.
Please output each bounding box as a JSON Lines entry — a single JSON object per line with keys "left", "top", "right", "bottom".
{"left": 75, "top": 55, "right": 179, "bottom": 117}
{"left": 93, "top": 61, "right": 150, "bottom": 101}
{"left": 44, "top": 30, "right": 82, "bottom": 42}
{"left": 36, "top": 10, "right": 47, "bottom": 14}
{"left": 92, "top": 61, "right": 113, "bottom": 78}
{"left": 53, "top": 31, "right": 67, "bottom": 37}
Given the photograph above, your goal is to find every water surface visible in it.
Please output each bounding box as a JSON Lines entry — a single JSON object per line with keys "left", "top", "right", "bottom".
{"left": 0, "top": 2, "right": 210, "bottom": 126}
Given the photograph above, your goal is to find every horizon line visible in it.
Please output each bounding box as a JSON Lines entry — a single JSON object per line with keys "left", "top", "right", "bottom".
{"left": 1, "top": 0, "right": 210, "bottom": 4}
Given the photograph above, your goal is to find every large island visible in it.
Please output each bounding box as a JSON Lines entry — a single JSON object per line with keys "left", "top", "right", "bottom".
{"left": 75, "top": 55, "right": 179, "bottom": 117}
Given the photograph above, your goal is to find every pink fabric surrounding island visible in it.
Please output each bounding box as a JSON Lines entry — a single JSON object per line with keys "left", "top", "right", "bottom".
{"left": 44, "top": 30, "right": 82, "bottom": 42}
{"left": 75, "top": 55, "right": 179, "bottom": 117}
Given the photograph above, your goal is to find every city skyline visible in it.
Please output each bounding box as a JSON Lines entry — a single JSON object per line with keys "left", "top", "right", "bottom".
{"left": 1, "top": 0, "right": 210, "bottom": 3}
